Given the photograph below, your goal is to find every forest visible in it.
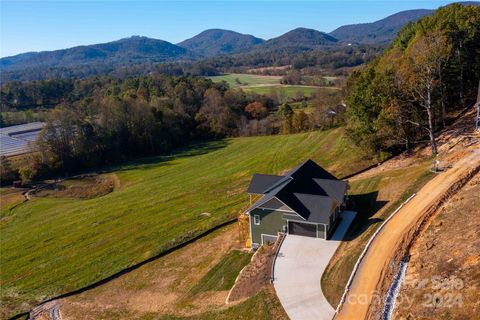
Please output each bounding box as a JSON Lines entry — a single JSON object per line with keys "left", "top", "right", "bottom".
{"left": 0, "top": 74, "right": 342, "bottom": 184}
{"left": 346, "top": 4, "right": 480, "bottom": 155}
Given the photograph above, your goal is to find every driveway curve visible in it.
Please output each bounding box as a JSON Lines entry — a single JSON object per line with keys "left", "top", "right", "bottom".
{"left": 335, "top": 148, "right": 480, "bottom": 320}
{"left": 273, "top": 211, "right": 356, "bottom": 320}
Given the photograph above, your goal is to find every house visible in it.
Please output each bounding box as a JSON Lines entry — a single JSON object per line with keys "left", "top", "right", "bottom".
{"left": 245, "top": 159, "right": 348, "bottom": 247}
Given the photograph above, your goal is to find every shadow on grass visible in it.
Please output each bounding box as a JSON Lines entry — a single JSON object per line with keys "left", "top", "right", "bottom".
{"left": 343, "top": 191, "right": 388, "bottom": 241}
{"left": 102, "top": 139, "right": 230, "bottom": 174}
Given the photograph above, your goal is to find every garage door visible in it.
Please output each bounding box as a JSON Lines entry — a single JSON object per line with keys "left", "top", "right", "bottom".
{"left": 288, "top": 221, "right": 317, "bottom": 237}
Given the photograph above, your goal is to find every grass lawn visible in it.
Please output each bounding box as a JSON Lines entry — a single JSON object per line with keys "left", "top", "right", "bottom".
{"left": 0, "top": 128, "right": 375, "bottom": 318}
{"left": 188, "top": 250, "right": 252, "bottom": 296}
{"left": 321, "top": 160, "right": 435, "bottom": 307}
{"left": 207, "top": 74, "right": 281, "bottom": 88}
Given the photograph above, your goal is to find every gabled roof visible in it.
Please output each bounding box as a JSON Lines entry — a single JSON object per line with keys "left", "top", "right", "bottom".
{"left": 247, "top": 174, "right": 285, "bottom": 194}
{"left": 314, "top": 179, "right": 348, "bottom": 203}
{"left": 246, "top": 159, "right": 346, "bottom": 224}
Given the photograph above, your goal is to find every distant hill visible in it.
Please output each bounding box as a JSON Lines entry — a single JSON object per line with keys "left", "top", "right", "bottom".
{"left": 4, "top": 4, "right": 477, "bottom": 82}
{"left": 178, "top": 29, "right": 264, "bottom": 57}
{"left": 0, "top": 36, "right": 195, "bottom": 71}
{"left": 330, "top": 9, "right": 434, "bottom": 44}
{"left": 258, "top": 28, "right": 338, "bottom": 51}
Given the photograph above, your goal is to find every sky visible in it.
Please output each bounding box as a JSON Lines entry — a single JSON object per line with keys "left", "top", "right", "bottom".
{"left": 0, "top": 0, "right": 454, "bottom": 58}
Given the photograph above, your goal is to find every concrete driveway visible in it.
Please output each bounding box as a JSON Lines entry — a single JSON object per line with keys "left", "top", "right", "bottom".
{"left": 273, "top": 211, "right": 356, "bottom": 320}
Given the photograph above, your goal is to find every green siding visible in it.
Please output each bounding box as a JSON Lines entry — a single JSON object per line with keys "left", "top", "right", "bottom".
{"left": 317, "top": 224, "right": 326, "bottom": 239}
{"left": 250, "top": 208, "right": 286, "bottom": 244}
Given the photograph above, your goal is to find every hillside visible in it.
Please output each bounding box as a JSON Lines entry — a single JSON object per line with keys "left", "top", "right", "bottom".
{"left": 330, "top": 9, "right": 433, "bottom": 44}
{"left": 258, "top": 28, "right": 338, "bottom": 51}
{"left": 178, "top": 29, "right": 264, "bottom": 57}
{"left": 0, "top": 128, "right": 376, "bottom": 319}
{"left": 0, "top": 6, "right": 449, "bottom": 82}
{"left": 0, "top": 36, "right": 194, "bottom": 71}
{"left": 394, "top": 173, "right": 480, "bottom": 320}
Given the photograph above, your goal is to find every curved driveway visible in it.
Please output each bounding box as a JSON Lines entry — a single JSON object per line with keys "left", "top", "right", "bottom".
{"left": 335, "top": 148, "right": 480, "bottom": 320}
{"left": 273, "top": 211, "right": 356, "bottom": 320}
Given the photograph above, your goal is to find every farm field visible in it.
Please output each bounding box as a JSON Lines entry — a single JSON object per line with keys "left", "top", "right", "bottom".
{"left": 242, "top": 85, "right": 333, "bottom": 99}
{"left": 207, "top": 73, "right": 281, "bottom": 87}
{"left": 0, "top": 128, "right": 376, "bottom": 319}
{"left": 207, "top": 73, "right": 340, "bottom": 99}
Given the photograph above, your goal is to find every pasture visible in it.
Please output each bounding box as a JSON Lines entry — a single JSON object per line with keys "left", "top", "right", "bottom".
{"left": 242, "top": 85, "right": 321, "bottom": 98}
{"left": 1, "top": 128, "right": 375, "bottom": 318}
{"left": 207, "top": 73, "right": 281, "bottom": 88}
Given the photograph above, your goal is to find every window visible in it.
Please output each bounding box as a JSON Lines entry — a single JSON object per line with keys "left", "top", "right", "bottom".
{"left": 254, "top": 214, "right": 261, "bottom": 225}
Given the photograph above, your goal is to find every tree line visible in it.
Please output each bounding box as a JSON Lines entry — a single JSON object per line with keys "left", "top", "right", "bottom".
{"left": 1, "top": 75, "right": 344, "bottom": 184}
{"left": 0, "top": 43, "right": 384, "bottom": 82}
{"left": 345, "top": 4, "right": 480, "bottom": 156}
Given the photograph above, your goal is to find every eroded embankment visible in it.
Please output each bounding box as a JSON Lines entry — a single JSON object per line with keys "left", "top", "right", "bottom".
{"left": 368, "top": 162, "right": 480, "bottom": 319}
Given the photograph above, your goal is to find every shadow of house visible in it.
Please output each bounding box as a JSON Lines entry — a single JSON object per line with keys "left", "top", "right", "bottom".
{"left": 342, "top": 191, "right": 388, "bottom": 241}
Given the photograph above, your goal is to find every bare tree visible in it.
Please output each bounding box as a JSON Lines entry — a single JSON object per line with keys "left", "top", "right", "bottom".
{"left": 399, "top": 31, "right": 451, "bottom": 155}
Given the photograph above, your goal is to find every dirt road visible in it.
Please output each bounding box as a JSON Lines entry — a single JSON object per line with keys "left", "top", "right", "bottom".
{"left": 335, "top": 145, "right": 480, "bottom": 320}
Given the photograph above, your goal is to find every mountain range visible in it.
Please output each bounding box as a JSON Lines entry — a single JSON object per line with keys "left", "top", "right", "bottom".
{"left": 330, "top": 9, "right": 434, "bottom": 44}
{"left": 1, "top": 3, "right": 477, "bottom": 81}
{"left": 177, "top": 29, "right": 264, "bottom": 57}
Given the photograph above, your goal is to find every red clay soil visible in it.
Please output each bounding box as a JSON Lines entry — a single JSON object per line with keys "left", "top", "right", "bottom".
{"left": 335, "top": 134, "right": 480, "bottom": 319}
{"left": 393, "top": 173, "right": 480, "bottom": 320}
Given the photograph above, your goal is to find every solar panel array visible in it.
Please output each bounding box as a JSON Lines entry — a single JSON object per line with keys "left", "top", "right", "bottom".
{"left": 0, "top": 122, "right": 45, "bottom": 157}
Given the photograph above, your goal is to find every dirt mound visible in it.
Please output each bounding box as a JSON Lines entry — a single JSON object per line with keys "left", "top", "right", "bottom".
{"left": 34, "top": 174, "right": 118, "bottom": 199}
{"left": 227, "top": 237, "right": 282, "bottom": 303}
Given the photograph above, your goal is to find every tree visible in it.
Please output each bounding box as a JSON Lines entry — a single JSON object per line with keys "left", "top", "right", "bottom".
{"left": 244, "top": 101, "right": 267, "bottom": 119}
{"left": 195, "top": 88, "right": 232, "bottom": 136}
{"left": 292, "top": 111, "right": 310, "bottom": 133}
{"left": 398, "top": 31, "right": 451, "bottom": 155}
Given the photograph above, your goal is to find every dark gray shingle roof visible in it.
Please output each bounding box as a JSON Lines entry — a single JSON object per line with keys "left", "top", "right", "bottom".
{"left": 247, "top": 174, "right": 285, "bottom": 194}
{"left": 246, "top": 159, "right": 346, "bottom": 224}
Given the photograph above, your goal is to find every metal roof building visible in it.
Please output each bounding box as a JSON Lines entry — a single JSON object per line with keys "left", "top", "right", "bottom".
{"left": 0, "top": 122, "right": 45, "bottom": 157}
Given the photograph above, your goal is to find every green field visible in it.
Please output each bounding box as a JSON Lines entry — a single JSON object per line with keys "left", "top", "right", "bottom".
{"left": 1, "top": 129, "right": 376, "bottom": 318}
{"left": 189, "top": 250, "right": 252, "bottom": 296}
{"left": 207, "top": 73, "right": 340, "bottom": 100}
{"left": 243, "top": 85, "right": 339, "bottom": 99}
{"left": 207, "top": 73, "right": 281, "bottom": 88}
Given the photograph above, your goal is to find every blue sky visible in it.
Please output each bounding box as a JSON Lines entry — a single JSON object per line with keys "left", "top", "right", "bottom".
{"left": 1, "top": 1, "right": 453, "bottom": 57}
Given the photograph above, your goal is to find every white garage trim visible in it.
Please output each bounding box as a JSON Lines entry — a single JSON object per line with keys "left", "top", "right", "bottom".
{"left": 285, "top": 219, "right": 328, "bottom": 239}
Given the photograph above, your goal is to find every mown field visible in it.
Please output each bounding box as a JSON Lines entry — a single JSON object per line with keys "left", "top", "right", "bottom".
{"left": 207, "top": 73, "right": 281, "bottom": 87}
{"left": 208, "top": 73, "right": 340, "bottom": 100}
{"left": 1, "top": 128, "right": 376, "bottom": 318}
{"left": 242, "top": 85, "right": 327, "bottom": 98}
